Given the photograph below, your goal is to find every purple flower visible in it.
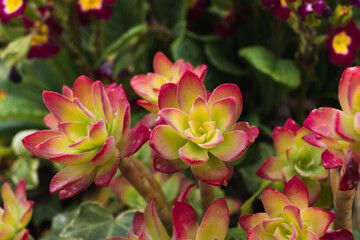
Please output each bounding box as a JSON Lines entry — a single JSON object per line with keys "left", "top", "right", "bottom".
{"left": 349, "top": 0, "right": 360, "bottom": 8}
{"left": 77, "top": 0, "right": 116, "bottom": 25}
{"left": 0, "top": 0, "right": 27, "bottom": 23}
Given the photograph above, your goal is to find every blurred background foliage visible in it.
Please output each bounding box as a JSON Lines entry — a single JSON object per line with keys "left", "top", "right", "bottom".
{"left": 1, "top": 0, "right": 360, "bottom": 239}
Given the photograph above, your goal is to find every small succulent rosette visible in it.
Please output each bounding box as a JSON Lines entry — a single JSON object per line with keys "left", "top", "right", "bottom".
{"left": 0, "top": 179, "right": 34, "bottom": 240}
{"left": 108, "top": 187, "right": 230, "bottom": 240}
{"left": 257, "top": 119, "right": 327, "bottom": 204}
{"left": 77, "top": 0, "right": 116, "bottom": 24}
{"left": 130, "top": 52, "right": 207, "bottom": 113}
{"left": 22, "top": 76, "right": 150, "bottom": 199}
{"left": 304, "top": 67, "right": 360, "bottom": 163}
{"left": 0, "top": 0, "right": 26, "bottom": 23}
{"left": 149, "top": 71, "right": 258, "bottom": 186}
{"left": 23, "top": 8, "right": 63, "bottom": 59}
{"left": 326, "top": 21, "right": 360, "bottom": 66}
{"left": 239, "top": 176, "right": 353, "bottom": 240}
{"left": 302, "top": 133, "right": 359, "bottom": 190}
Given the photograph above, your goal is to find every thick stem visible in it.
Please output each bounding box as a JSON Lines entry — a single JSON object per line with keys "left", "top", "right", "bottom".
{"left": 330, "top": 169, "right": 355, "bottom": 232}
{"left": 118, "top": 157, "right": 173, "bottom": 233}
{"left": 129, "top": 155, "right": 167, "bottom": 203}
{"left": 199, "top": 181, "right": 214, "bottom": 215}
{"left": 353, "top": 185, "right": 360, "bottom": 227}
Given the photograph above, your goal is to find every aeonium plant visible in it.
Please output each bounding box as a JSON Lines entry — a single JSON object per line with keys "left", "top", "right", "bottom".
{"left": 22, "top": 75, "right": 150, "bottom": 199}
{"left": 149, "top": 71, "right": 259, "bottom": 185}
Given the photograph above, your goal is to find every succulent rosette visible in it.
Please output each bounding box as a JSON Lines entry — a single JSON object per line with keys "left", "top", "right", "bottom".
{"left": 130, "top": 52, "right": 207, "bottom": 113}
{"left": 0, "top": 0, "right": 26, "bottom": 23}
{"left": 24, "top": 9, "right": 63, "bottom": 59}
{"left": 77, "top": 0, "right": 116, "bottom": 24}
{"left": 257, "top": 119, "right": 327, "bottom": 204}
{"left": 0, "top": 179, "right": 34, "bottom": 240}
{"left": 303, "top": 67, "right": 360, "bottom": 189}
{"left": 149, "top": 71, "right": 258, "bottom": 185}
{"left": 326, "top": 21, "right": 360, "bottom": 66}
{"left": 302, "top": 133, "right": 359, "bottom": 190}
{"left": 239, "top": 176, "right": 353, "bottom": 240}
{"left": 108, "top": 189, "right": 230, "bottom": 240}
{"left": 22, "top": 75, "right": 150, "bottom": 199}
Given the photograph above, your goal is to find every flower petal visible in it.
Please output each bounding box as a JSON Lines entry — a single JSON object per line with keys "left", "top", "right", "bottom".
{"left": 247, "top": 224, "right": 275, "bottom": 240}
{"left": 159, "top": 108, "right": 189, "bottom": 137}
{"left": 197, "top": 129, "right": 224, "bottom": 148}
{"left": 111, "top": 98, "right": 130, "bottom": 141}
{"left": 60, "top": 121, "right": 87, "bottom": 142}
{"left": 172, "top": 201, "right": 199, "bottom": 240}
{"left": 153, "top": 154, "right": 188, "bottom": 173}
{"left": 91, "top": 136, "right": 115, "bottom": 165}
{"left": 158, "top": 83, "right": 179, "bottom": 110}
{"left": 92, "top": 81, "right": 113, "bottom": 125}
{"left": 209, "top": 130, "right": 249, "bottom": 161}
{"left": 283, "top": 205, "right": 302, "bottom": 230}
{"left": 321, "top": 150, "right": 344, "bottom": 169}
{"left": 196, "top": 198, "right": 229, "bottom": 240}
{"left": 300, "top": 207, "right": 335, "bottom": 237}
{"left": 131, "top": 75, "right": 157, "bottom": 102}
{"left": 210, "top": 97, "right": 236, "bottom": 132}
{"left": 320, "top": 230, "right": 354, "bottom": 240}
{"left": 239, "top": 213, "right": 269, "bottom": 233}
{"left": 44, "top": 113, "right": 59, "bottom": 129}
{"left": 58, "top": 172, "right": 95, "bottom": 200}
{"left": 194, "top": 64, "right": 208, "bottom": 80}
{"left": 261, "top": 187, "right": 290, "bottom": 218}
{"left": 303, "top": 107, "right": 341, "bottom": 140}
{"left": 179, "top": 141, "right": 209, "bottom": 165}
{"left": 137, "top": 100, "right": 159, "bottom": 113}
{"left": 43, "top": 91, "right": 78, "bottom": 122}
{"left": 273, "top": 126, "right": 295, "bottom": 156}
{"left": 94, "top": 151, "right": 119, "bottom": 186}
{"left": 335, "top": 110, "right": 360, "bottom": 141}
{"left": 208, "top": 84, "right": 243, "bottom": 121}
{"left": 68, "top": 136, "right": 94, "bottom": 150}
{"left": 117, "top": 125, "right": 151, "bottom": 158}
{"left": 177, "top": 71, "right": 206, "bottom": 114}
{"left": 191, "top": 155, "right": 232, "bottom": 186}
{"left": 153, "top": 51, "right": 173, "bottom": 78}
{"left": 49, "top": 149, "right": 97, "bottom": 166}
{"left": 73, "top": 75, "right": 95, "bottom": 112}
{"left": 284, "top": 176, "right": 309, "bottom": 210}
{"left": 22, "top": 130, "right": 63, "bottom": 158}
{"left": 144, "top": 199, "right": 169, "bottom": 240}
{"left": 228, "top": 122, "right": 259, "bottom": 144}
{"left": 49, "top": 164, "right": 95, "bottom": 194}
{"left": 338, "top": 66, "right": 360, "bottom": 114}
{"left": 302, "top": 230, "right": 320, "bottom": 240}
{"left": 89, "top": 119, "right": 108, "bottom": 145}
{"left": 150, "top": 125, "right": 187, "bottom": 159}
{"left": 256, "top": 157, "right": 287, "bottom": 181}
{"left": 188, "top": 96, "right": 211, "bottom": 123}
{"left": 37, "top": 135, "right": 77, "bottom": 156}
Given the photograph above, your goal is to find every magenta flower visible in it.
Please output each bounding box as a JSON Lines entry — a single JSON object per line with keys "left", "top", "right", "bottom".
{"left": 0, "top": 179, "right": 34, "bottom": 240}
{"left": 298, "top": 1, "right": 333, "bottom": 21}
{"left": 131, "top": 52, "right": 207, "bottom": 113}
{"left": 108, "top": 196, "right": 230, "bottom": 240}
{"left": 77, "top": 0, "right": 116, "bottom": 25}
{"left": 239, "top": 176, "right": 353, "bottom": 240}
{"left": 0, "top": 0, "right": 26, "bottom": 23}
{"left": 22, "top": 76, "right": 150, "bottom": 199}
{"left": 326, "top": 21, "right": 360, "bottom": 66}
{"left": 257, "top": 119, "right": 327, "bottom": 204}
{"left": 149, "top": 71, "right": 258, "bottom": 185}
{"left": 24, "top": 9, "right": 63, "bottom": 59}
{"left": 263, "top": 0, "right": 292, "bottom": 20}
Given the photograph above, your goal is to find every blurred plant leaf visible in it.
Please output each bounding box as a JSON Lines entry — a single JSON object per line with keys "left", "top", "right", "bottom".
{"left": 162, "top": 174, "right": 181, "bottom": 203}
{"left": 205, "top": 41, "right": 246, "bottom": 76}
{"left": 8, "top": 157, "right": 39, "bottom": 190}
{"left": 101, "top": 24, "right": 148, "bottom": 63}
{"left": 187, "top": 31, "right": 221, "bottom": 42}
{"left": 60, "top": 202, "right": 135, "bottom": 240}
{"left": 41, "top": 207, "right": 78, "bottom": 240}
{"left": 0, "top": 35, "right": 32, "bottom": 66}
{"left": 225, "top": 227, "right": 247, "bottom": 240}
{"left": 238, "top": 46, "right": 301, "bottom": 88}
{"left": 171, "top": 37, "right": 207, "bottom": 67}
{"left": 105, "top": 0, "right": 147, "bottom": 44}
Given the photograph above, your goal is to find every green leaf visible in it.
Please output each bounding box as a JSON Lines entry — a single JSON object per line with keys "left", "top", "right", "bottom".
{"left": 60, "top": 202, "right": 135, "bottom": 240}
{"left": 8, "top": 157, "right": 39, "bottom": 190}
{"left": 0, "top": 35, "right": 32, "bottom": 66}
{"left": 101, "top": 24, "right": 148, "bottom": 62}
{"left": 186, "top": 31, "right": 221, "bottom": 42}
{"left": 105, "top": 0, "right": 147, "bottom": 44}
{"left": 238, "top": 46, "right": 301, "bottom": 87}
{"left": 205, "top": 41, "right": 246, "bottom": 76}
{"left": 171, "top": 37, "right": 207, "bottom": 67}
{"left": 41, "top": 208, "right": 78, "bottom": 240}
{"left": 225, "top": 227, "right": 248, "bottom": 240}
{"left": 162, "top": 174, "right": 181, "bottom": 203}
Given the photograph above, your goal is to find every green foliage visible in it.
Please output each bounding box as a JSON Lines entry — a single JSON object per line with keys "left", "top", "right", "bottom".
{"left": 59, "top": 202, "right": 135, "bottom": 240}
{"left": 238, "top": 46, "right": 301, "bottom": 88}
